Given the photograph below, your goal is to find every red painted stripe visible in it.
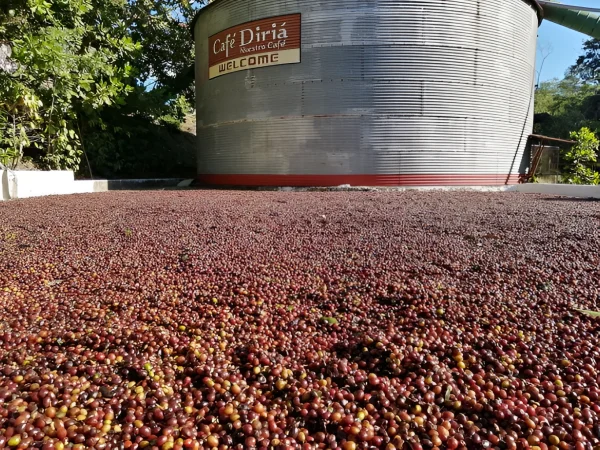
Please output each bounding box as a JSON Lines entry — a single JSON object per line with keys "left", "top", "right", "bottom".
{"left": 196, "top": 174, "right": 521, "bottom": 187}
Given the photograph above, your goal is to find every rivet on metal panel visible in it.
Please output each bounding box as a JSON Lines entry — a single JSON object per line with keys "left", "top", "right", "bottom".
{"left": 244, "top": 74, "right": 256, "bottom": 90}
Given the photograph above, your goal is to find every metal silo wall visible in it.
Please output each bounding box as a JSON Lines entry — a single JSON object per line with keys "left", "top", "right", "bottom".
{"left": 194, "top": 0, "right": 539, "bottom": 186}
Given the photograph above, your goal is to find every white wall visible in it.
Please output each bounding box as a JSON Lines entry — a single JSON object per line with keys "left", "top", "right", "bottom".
{"left": 10, "top": 170, "right": 75, "bottom": 198}
{"left": 0, "top": 171, "right": 192, "bottom": 201}
{"left": 0, "top": 170, "right": 101, "bottom": 200}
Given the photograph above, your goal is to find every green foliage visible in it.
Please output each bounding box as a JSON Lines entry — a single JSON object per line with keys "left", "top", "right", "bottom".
{"left": 0, "top": 80, "right": 42, "bottom": 169}
{"left": 561, "top": 127, "right": 600, "bottom": 185}
{"left": 320, "top": 317, "right": 339, "bottom": 325}
{"left": 77, "top": 0, "right": 204, "bottom": 178}
{"left": 158, "top": 95, "right": 193, "bottom": 130}
{"left": 127, "top": 0, "right": 202, "bottom": 101}
{"left": 82, "top": 112, "right": 196, "bottom": 179}
{"left": 534, "top": 42, "right": 600, "bottom": 184}
{"left": 1, "top": 0, "right": 202, "bottom": 174}
{"left": 568, "top": 38, "right": 600, "bottom": 84}
{"left": 0, "top": 0, "right": 140, "bottom": 170}
{"left": 574, "top": 308, "right": 600, "bottom": 318}
{"left": 534, "top": 78, "right": 600, "bottom": 139}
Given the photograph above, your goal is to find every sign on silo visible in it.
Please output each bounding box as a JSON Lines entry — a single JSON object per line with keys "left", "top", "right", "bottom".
{"left": 208, "top": 14, "right": 301, "bottom": 79}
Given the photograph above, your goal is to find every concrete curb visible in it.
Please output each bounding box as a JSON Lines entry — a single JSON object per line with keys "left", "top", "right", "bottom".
{"left": 0, "top": 170, "right": 195, "bottom": 200}
{"left": 510, "top": 183, "right": 600, "bottom": 199}
{"left": 271, "top": 185, "right": 514, "bottom": 193}
{"left": 281, "top": 185, "right": 599, "bottom": 198}
{"left": 0, "top": 170, "right": 598, "bottom": 200}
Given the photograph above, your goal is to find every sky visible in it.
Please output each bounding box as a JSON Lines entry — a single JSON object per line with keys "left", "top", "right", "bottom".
{"left": 536, "top": 0, "right": 598, "bottom": 83}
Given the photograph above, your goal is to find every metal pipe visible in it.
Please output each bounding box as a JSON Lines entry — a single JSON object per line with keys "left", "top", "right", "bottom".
{"left": 538, "top": 1, "right": 600, "bottom": 38}
{"left": 538, "top": 1, "right": 600, "bottom": 13}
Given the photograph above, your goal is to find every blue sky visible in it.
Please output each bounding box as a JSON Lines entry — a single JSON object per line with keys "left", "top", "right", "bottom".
{"left": 536, "top": 1, "right": 598, "bottom": 83}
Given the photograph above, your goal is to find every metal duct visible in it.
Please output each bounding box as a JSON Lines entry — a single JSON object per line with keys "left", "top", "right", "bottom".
{"left": 538, "top": 1, "right": 600, "bottom": 39}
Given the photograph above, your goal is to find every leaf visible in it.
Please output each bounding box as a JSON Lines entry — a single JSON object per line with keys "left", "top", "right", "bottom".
{"left": 574, "top": 308, "right": 600, "bottom": 318}
{"left": 320, "top": 316, "right": 339, "bottom": 325}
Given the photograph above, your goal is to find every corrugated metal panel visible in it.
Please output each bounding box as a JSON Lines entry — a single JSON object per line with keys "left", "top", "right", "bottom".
{"left": 194, "top": 0, "right": 539, "bottom": 186}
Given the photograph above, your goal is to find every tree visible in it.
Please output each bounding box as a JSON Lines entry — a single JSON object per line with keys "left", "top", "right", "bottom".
{"left": 534, "top": 77, "right": 600, "bottom": 139}
{"left": 562, "top": 127, "right": 600, "bottom": 185}
{"left": 0, "top": 81, "right": 41, "bottom": 169}
{"left": 127, "top": 0, "right": 204, "bottom": 99}
{"left": 534, "top": 38, "right": 600, "bottom": 185}
{"left": 536, "top": 41, "right": 554, "bottom": 88}
{"left": 91, "top": 0, "right": 206, "bottom": 126}
{"left": 74, "top": 0, "right": 206, "bottom": 178}
{"left": 0, "top": 0, "right": 140, "bottom": 170}
{"left": 0, "top": 0, "right": 208, "bottom": 174}
{"left": 569, "top": 38, "right": 600, "bottom": 84}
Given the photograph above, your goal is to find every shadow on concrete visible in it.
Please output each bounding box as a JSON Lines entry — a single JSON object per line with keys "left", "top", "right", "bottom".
{"left": 105, "top": 179, "right": 190, "bottom": 191}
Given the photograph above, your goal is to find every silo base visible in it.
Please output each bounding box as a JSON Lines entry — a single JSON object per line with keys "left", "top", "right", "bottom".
{"left": 196, "top": 174, "right": 521, "bottom": 187}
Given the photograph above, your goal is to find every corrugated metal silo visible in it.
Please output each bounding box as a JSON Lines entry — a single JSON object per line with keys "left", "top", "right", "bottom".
{"left": 192, "top": 0, "right": 542, "bottom": 186}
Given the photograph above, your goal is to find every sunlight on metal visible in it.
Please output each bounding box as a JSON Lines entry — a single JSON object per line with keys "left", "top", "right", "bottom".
{"left": 538, "top": 1, "right": 600, "bottom": 13}
{"left": 539, "top": 0, "right": 600, "bottom": 39}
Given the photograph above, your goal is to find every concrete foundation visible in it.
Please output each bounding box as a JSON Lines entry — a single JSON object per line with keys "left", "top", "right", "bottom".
{"left": 0, "top": 170, "right": 598, "bottom": 200}
{"left": 511, "top": 183, "right": 600, "bottom": 198}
